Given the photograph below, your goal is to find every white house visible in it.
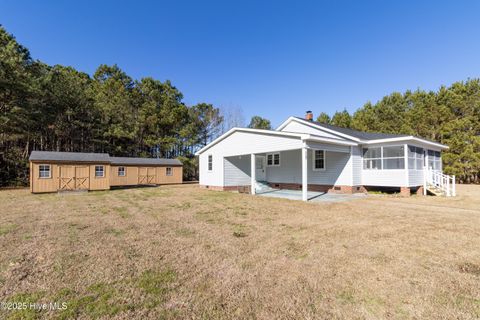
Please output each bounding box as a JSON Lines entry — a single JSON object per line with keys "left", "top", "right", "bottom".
{"left": 196, "top": 112, "right": 455, "bottom": 201}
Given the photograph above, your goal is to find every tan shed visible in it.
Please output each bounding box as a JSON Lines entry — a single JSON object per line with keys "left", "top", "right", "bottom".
{"left": 29, "top": 151, "right": 182, "bottom": 193}
{"left": 109, "top": 157, "right": 183, "bottom": 187}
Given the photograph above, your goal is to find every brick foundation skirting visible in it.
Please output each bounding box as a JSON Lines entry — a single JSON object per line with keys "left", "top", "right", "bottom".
{"left": 416, "top": 186, "right": 424, "bottom": 195}
{"left": 267, "top": 182, "right": 367, "bottom": 194}
{"left": 199, "top": 185, "right": 249, "bottom": 192}
{"left": 400, "top": 187, "right": 411, "bottom": 197}
{"left": 200, "top": 184, "right": 367, "bottom": 194}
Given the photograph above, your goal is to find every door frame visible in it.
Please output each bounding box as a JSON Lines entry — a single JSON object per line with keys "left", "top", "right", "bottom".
{"left": 255, "top": 155, "right": 266, "bottom": 181}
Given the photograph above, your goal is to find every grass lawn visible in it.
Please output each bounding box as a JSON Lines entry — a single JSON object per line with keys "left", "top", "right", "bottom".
{"left": 0, "top": 184, "right": 479, "bottom": 319}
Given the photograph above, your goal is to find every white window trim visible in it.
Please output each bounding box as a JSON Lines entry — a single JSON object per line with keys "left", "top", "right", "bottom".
{"left": 407, "top": 145, "right": 425, "bottom": 171}
{"left": 95, "top": 165, "right": 105, "bottom": 178}
{"left": 207, "top": 154, "right": 213, "bottom": 172}
{"left": 312, "top": 150, "right": 326, "bottom": 171}
{"left": 118, "top": 166, "right": 126, "bottom": 177}
{"left": 38, "top": 164, "right": 51, "bottom": 179}
{"left": 363, "top": 146, "right": 382, "bottom": 170}
{"left": 166, "top": 167, "right": 173, "bottom": 176}
{"left": 363, "top": 145, "right": 407, "bottom": 170}
{"left": 381, "top": 145, "right": 406, "bottom": 170}
{"left": 266, "top": 153, "right": 280, "bottom": 167}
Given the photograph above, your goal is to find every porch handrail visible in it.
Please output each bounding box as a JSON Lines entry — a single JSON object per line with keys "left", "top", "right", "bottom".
{"left": 424, "top": 169, "right": 456, "bottom": 197}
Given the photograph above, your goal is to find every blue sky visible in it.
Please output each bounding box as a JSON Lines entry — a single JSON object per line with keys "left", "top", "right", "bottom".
{"left": 1, "top": 0, "right": 480, "bottom": 127}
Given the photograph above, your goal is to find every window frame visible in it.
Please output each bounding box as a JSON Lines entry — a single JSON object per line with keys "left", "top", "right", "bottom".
{"left": 118, "top": 166, "right": 126, "bottom": 177}
{"left": 312, "top": 150, "right": 326, "bottom": 171}
{"left": 363, "top": 147, "right": 382, "bottom": 170}
{"left": 38, "top": 164, "right": 51, "bottom": 179}
{"left": 166, "top": 167, "right": 173, "bottom": 176}
{"left": 408, "top": 145, "right": 424, "bottom": 171}
{"left": 266, "top": 153, "right": 280, "bottom": 167}
{"left": 382, "top": 145, "right": 405, "bottom": 170}
{"left": 207, "top": 154, "right": 213, "bottom": 171}
{"left": 95, "top": 165, "right": 105, "bottom": 178}
{"left": 427, "top": 149, "right": 442, "bottom": 171}
{"left": 363, "top": 145, "right": 406, "bottom": 170}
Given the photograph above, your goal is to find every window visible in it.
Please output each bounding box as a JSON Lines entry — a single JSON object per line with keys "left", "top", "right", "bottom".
{"left": 208, "top": 155, "right": 213, "bottom": 171}
{"left": 382, "top": 146, "right": 405, "bottom": 169}
{"left": 39, "top": 165, "right": 51, "bottom": 178}
{"left": 166, "top": 167, "right": 173, "bottom": 176}
{"left": 363, "top": 147, "right": 382, "bottom": 169}
{"left": 363, "top": 146, "right": 405, "bottom": 170}
{"left": 95, "top": 165, "right": 104, "bottom": 177}
{"left": 313, "top": 150, "right": 325, "bottom": 170}
{"left": 267, "top": 153, "right": 280, "bottom": 166}
{"left": 408, "top": 146, "right": 424, "bottom": 170}
{"left": 428, "top": 150, "right": 442, "bottom": 170}
{"left": 118, "top": 167, "right": 126, "bottom": 176}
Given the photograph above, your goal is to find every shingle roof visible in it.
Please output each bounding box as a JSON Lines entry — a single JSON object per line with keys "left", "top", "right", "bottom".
{"left": 29, "top": 151, "right": 110, "bottom": 163}
{"left": 110, "top": 157, "right": 182, "bottom": 166}
{"left": 29, "top": 151, "right": 182, "bottom": 165}
{"left": 293, "top": 117, "right": 408, "bottom": 141}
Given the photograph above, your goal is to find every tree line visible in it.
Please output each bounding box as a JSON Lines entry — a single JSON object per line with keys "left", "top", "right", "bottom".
{"left": 1, "top": 25, "right": 479, "bottom": 186}
{"left": 315, "top": 82, "right": 480, "bottom": 183}
{"left": 0, "top": 26, "right": 224, "bottom": 185}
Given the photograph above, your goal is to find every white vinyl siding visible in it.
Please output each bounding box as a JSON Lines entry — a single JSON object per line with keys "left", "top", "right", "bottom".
{"left": 198, "top": 131, "right": 303, "bottom": 187}
{"left": 224, "top": 156, "right": 251, "bottom": 186}
{"left": 361, "top": 143, "right": 407, "bottom": 187}
{"left": 351, "top": 146, "right": 363, "bottom": 185}
{"left": 265, "top": 149, "right": 351, "bottom": 186}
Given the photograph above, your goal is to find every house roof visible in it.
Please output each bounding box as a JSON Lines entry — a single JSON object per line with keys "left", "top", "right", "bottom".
{"left": 292, "top": 117, "right": 408, "bottom": 141}
{"left": 29, "top": 151, "right": 181, "bottom": 165}
{"left": 110, "top": 157, "right": 182, "bottom": 166}
{"left": 29, "top": 151, "right": 111, "bottom": 163}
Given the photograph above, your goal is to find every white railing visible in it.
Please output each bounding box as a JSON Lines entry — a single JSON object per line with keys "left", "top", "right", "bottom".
{"left": 424, "top": 169, "right": 456, "bottom": 197}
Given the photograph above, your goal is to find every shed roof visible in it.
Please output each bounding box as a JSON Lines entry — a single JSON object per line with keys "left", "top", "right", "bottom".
{"left": 29, "top": 151, "right": 182, "bottom": 165}
{"left": 29, "top": 151, "right": 110, "bottom": 163}
{"left": 110, "top": 157, "right": 182, "bottom": 166}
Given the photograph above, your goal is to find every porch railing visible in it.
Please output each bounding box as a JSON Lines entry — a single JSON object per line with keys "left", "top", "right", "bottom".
{"left": 424, "top": 169, "right": 456, "bottom": 197}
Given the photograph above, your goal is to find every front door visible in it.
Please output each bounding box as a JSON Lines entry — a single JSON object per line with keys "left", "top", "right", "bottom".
{"left": 255, "top": 156, "right": 266, "bottom": 181}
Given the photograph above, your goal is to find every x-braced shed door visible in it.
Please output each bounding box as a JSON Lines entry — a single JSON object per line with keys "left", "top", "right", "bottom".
{"left": 75, "top": 166, "right": 90, "bottom": 190}
{"left": 138, "top": 167, "right": 156, "bottom": 184}
{"left": 59, "top": 166, "right": 75, "bottom": 191}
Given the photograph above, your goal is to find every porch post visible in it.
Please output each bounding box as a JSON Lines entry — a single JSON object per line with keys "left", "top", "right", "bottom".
{"left": 302, "top": 146, "right": 308, "bottom": 201}
{"left": 251, "top": 154, "right": 256, "bottom": 195}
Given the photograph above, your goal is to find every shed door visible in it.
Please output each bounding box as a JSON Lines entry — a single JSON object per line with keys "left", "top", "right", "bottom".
{"left": 147, "top": 167, "right": 156, "bottom": 184}
{"left": 75, "top": 166, "right": 90, "bottom": 190}
{"left": 59, "top": 166, "right": 75, "bottom": 191}
{"left": 138, "top": 167, "right": 148, "bottom": 184}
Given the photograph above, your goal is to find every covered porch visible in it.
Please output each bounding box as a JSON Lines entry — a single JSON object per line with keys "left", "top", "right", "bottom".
{"left": 223, "top": 140, "right": 355, "bottom": 201}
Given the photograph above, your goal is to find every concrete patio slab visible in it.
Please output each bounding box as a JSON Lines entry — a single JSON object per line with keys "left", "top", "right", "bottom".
{"left": 256, "top": 189, "right": 366, "bottom": 202}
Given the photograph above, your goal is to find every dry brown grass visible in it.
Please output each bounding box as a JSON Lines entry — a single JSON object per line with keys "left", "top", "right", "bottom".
{"left": 0, "top": 184, "right": 479, "bottom": 319}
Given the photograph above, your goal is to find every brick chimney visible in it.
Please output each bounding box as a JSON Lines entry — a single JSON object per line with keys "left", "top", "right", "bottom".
{"left": 305, "top": 110, "right": 313, "bottom": 121}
